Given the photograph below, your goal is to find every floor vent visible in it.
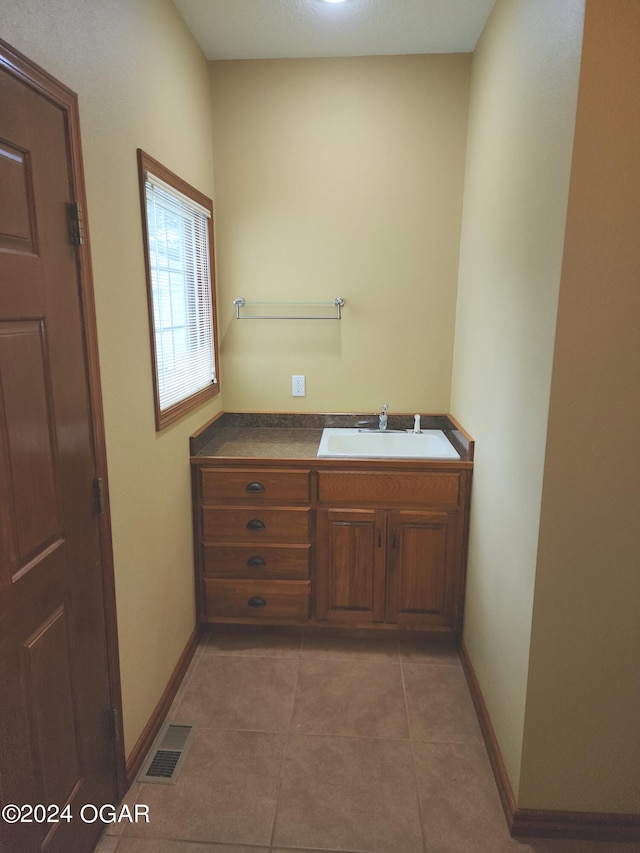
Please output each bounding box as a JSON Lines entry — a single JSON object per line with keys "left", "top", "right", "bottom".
{"left": 137, "top": 723, "right": 194, "bottom": 785}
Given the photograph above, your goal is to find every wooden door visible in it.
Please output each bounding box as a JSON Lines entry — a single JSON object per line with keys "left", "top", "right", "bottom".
{"left": 386, "top": 510, "right": 457, "bottom": 628}
{"left": 315, "top": 508, "right": 386, "bottom": 623}
{"left": 0, "top": 43, "right": 120, "bottom": 853}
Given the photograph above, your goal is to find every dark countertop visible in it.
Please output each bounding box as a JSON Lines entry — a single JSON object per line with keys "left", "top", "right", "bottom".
{"left": 196, "top": 427, "right": 323, "bottom": 459}
{"left": 191, "top": 412, "right": 473, "bottom": 463}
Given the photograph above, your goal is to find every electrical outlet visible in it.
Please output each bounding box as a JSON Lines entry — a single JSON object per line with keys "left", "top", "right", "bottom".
{"left": 292, "top": 374, "right": 306, "bottom": 397}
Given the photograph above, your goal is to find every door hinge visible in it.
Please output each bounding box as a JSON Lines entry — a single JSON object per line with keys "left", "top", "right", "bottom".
{"left": 93, "top": 477, "right": 105, "bottom": 514}
{"left": 68, "top": 201, "right": 84, "bottom": 246}
{"left": 106, "top": 707, "right": 118, "bottom": 741}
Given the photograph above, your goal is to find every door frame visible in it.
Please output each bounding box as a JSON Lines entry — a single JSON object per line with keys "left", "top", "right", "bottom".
{"left": 0, "top": 37, "right": 126, "bottom": 798}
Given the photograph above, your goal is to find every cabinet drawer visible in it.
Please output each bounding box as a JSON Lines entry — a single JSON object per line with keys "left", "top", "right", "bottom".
{"left": 205, "top": 579, "right": 310, "bottom": 621}
{"left": 203, "top": 544, "right": 310, "bottom": 579}
{"left": 202, "top": 506, "right": 310, "bottom": 542}
{"left": 317, "top": 470, "right": 460, "bottom": 509}
{"left": 201, "top": 468, "right": 310, "bottom": 503}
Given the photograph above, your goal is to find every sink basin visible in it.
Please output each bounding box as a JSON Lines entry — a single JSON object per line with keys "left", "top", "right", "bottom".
{"left": 317, "top": 428, "right": 460, "bottom": 460}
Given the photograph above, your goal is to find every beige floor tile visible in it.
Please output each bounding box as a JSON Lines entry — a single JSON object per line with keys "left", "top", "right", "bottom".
{"left": 200, "top": 625, "right": 303, "bottom": 657}
{"left": 124, "top": 729, "right": 286, "bottom": 846}
{"left": 271, "top": 849, "right": 363, "bottom": 853}
{"left": 291, "top": 657, "right": 409, "bottom": 739}
{"left": 504, "top": 837, "right": 640, "bottom": 853}
{"left": 273, "top": 734, "right": 424, "bottom": 853}
{"left": 92, "top": 834, "right": 119, "bottom": 853}
{"left": 301, "top": 632, "right": 399, "bottom": 661}
{"left": 172, "top": 654, "right": 298, "bottom": 732}
{"left": 403, "top": 661, "right": 483, "bottom": 743}
{"left": 414, "top": 738, "right": 509, "bottom": 852}
{"left": 113, "top": 841, "right": 266, "bottom": 852}
{"left": 398, "top": 631, "right": 461, "bottom": 665}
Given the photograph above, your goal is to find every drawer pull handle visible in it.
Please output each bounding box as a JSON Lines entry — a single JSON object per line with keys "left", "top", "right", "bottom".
{"left": 248, "top": 596, "right": 267, "bottom": 608}
{"left": 247, "top": 555, "right": 266, "bottom": 568}
{"left": 246, "top": 482, "right": 265, "bottom": 493}
{"left": 246, "top": 518, "right": 266, "bottom": 531}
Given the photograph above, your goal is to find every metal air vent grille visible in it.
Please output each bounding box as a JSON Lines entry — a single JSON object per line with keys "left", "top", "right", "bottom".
{"left": 137, "top": 723, "right": 194, "bottom": 785}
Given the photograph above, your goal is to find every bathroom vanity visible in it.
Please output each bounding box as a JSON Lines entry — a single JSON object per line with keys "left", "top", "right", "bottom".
{"left": 190, "top": 413, "right": 473, "bottom": 634}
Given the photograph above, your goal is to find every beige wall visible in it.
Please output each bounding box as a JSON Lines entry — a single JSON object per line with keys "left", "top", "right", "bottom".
{"left": 520, "top": 0, "right": 640, "bottom": 812}
{"left": 210, "top": 55, "right": 470, "bottom": 414}
{"left": 450, "top": 0, "right": 585, "bottom": 796}
{"left": 1, "top": 0, "right": 221, "bottom": 755}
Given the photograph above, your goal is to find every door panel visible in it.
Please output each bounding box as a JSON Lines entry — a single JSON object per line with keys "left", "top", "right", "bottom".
{"left": 386, "top": 510, "right": 456, "bottom": 627}
{"left": 0, "top": 320, "right": 60, "bottom": 574}
{"left": 316, "top": 508, "right": 386, "bottom": 623}
{"left": 23, "top": 606, "right": 81, "bottom": 805}
{"left": 0, "top": 139, "right": 38, "bottom": 255}
{"left": 0, "top": 45, "right": 118, "bottom": 853}
{"left": 397, "top": 519, "right": 446, "bottom": 614}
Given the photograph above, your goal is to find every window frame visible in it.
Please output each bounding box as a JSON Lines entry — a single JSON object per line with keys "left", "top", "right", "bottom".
{"left": 137, "top": 149, "right": 220, "bottom": 431}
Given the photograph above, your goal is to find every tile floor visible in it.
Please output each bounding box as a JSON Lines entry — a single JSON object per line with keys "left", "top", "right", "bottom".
{"left": 95, "top": 628, "right": 640, "bottom": 853}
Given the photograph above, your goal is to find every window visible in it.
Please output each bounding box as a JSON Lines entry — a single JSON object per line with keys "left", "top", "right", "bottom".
{"left": 137, "top": 149, "right": 219, "bottom": 430}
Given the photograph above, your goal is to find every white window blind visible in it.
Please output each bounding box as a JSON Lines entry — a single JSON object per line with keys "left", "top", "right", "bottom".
{"left": 144, "top": 172, "right": 216, "bottom": 413}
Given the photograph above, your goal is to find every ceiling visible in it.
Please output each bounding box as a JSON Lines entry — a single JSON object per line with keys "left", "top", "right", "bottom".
{"left": 172, "top": 0, "right": 496, "bottom": 60}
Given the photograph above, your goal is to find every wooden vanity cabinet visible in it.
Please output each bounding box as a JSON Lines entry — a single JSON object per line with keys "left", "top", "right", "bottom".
{"left": 193, "top": 459, "right": 471, "bottom": 633}
{"left": 315, "top": 470, "right": 468, "bottom": 631}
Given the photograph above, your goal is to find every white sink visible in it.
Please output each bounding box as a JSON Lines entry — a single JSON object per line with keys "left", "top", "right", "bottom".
{"left": 316, "top": 428, "right": 460, "bottom": 460}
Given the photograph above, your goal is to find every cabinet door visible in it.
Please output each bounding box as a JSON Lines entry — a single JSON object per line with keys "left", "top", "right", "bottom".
{"left": 316, "top": 508, "right": 386, "bottom": 624}
{"left": 386, "top": 510, "right": 458, "bottom": 628}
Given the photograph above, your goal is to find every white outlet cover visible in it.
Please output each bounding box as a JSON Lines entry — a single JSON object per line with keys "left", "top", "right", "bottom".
{"left": 292, "top": 375, "right": 305, "bottom": 396}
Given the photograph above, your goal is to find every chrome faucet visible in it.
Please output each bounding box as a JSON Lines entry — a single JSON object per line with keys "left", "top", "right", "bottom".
{"left": 379, "top": 404, "right": 388, "bottom": 431}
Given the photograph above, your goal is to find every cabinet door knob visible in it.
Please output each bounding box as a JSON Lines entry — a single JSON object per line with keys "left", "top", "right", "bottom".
{"left": 246, "top": 482, "right": 265, "bottom": 493}
{"left": 247, "top": 555, "right": 266, "bottom": 568}
{"left": 246, "top": 518, "right": 266, "bottom": 530}
{"left": 248, "top": 596, "right": 267, "bottom": 608}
